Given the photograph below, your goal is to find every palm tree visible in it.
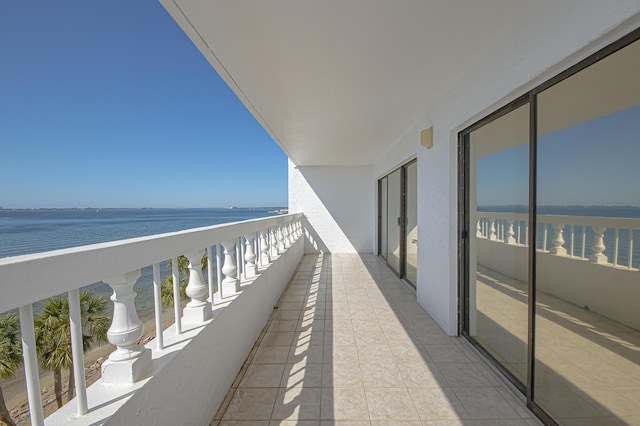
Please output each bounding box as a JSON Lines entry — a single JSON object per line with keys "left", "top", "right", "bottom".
{"left": 34, "top": 291, "right": 109, "bottom": 408}
{"left": 0, "top": 314, "right": 22, "bottom": 426}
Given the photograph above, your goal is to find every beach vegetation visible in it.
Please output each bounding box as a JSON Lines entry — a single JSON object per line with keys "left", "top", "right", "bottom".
{"left": 34, "top": 291, "right": 109, "bottom": 409}
{"left": 0, "top": 314, "right": 21, "bottom": 426}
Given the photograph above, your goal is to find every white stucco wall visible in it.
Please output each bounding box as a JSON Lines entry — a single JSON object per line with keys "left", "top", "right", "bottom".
{"left": 288, "top": 160, "right": 374, "bottom": 253}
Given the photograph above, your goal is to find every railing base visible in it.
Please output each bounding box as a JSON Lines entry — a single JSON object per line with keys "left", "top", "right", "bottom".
{"left": 183, "top": 303, "right": 213, "bottom": 322}
{"left": 101, "top": 349, "right": 152, "bottom": 384}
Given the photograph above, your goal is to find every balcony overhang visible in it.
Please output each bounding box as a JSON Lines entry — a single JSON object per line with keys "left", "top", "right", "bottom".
{"left": 159, "top": 0, "right": 538, "bottom": 166}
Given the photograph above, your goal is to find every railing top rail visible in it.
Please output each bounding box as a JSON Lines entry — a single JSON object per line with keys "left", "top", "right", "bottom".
{"left": 477, "top": 211, "right": 640, "bottom": 228}
{"left": 0, "top": 212, "right": 302, "bottom": 313}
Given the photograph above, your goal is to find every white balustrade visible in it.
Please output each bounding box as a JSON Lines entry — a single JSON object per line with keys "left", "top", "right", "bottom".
{"left": 0, "top": 213, "right": 303, "bottom": 422}
{"left": 260, "top": 230, "right": 271, "bottom": 265}
{"left": 102, "top": 270, "right": 152, "bottom": 384}
{"left": 244, "top": 234, "right": 258, "bottom": 277}
{"left": 475, "top": 211, "right": 640, "bottom": 269}
{"left": 221, "top": 240, "right": 239, "bottom": 294}
{"left": 183, "top": 250, "right": 212, "bottom": 322}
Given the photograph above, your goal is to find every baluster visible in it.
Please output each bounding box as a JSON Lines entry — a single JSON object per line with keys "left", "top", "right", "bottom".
{"left": 221, "top": 240, "right": 239, "bottom": 295}
{"left": 278, "top": 225, "right": 287, "bottom": 252}
{"left": 505, "top": 220, "right": 516, "bottom": 245}
{"left": 488, "top": 218, "right": 497, "bottom": 241}
{"left": 102, "top": 270, "right": 152, "bottom": 383}
{"left": 525, "top": 223, "right": 529, "bottom": 247}
{"left": 581, "top": 226, "right": 586, "bottom": 258}
{"left": 476, "top": 219, "right": 482, "bottom": 238}
{"left": 516, "top": 220, "right": 520, "bottom": 244}
{"left": 628, "top": 230, "right": 634, "bottom": 269}
{"left": 68, "top": 289, "right": 88, "bottom": 416}
{"left": 271, "top": 226, "right": 281, "bottom": 256}
{"left": 172, "top": 257, "right": 181, "bottom": 334}
{"left": 570, "top": 224, "right": 575, "bottom": 257}
{"left": 260, "top": 230, "right": 271, "bottom": 264}
{"left": 283, "top": 223, "right": 291, "bottom": 248}
{"left": 237, "top": 237, "right": 245, "bottom": 283}
{"left": 613, "top": 228, "right": 619, "bottom": 266}
{"left": 549, "top": 223, "right": 567, "bottom": 256}
{"left": 19, "top": 304, "right": 44, "bottom": 426}
{"left": 589, "top": 226, "right": 608, "bottom": 264}
{"left": 206, "top": 246, "right": 216, "bottom": 306}
{"left": 215, "top": 243, "right": 223, "bottom": 301}
{"left": 183, "top": 250, "right": 212, "bottom": 322}
{"left": 244, "top": 234, "right": 258, "bottom": 277}
{"left": 152, "top": 263, "right": 164, "bottom": 350}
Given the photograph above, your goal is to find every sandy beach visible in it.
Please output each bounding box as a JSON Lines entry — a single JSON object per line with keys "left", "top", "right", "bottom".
{"left": 1, "top": 309, "right": 176, "bottom": 425}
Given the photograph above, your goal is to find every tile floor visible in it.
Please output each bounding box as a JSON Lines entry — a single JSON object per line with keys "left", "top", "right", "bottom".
{"left": 212, "top": 253, "right": 541, "bottom": 425}
{"left": 475, "top": 266, "right": 640, "bottom": 425}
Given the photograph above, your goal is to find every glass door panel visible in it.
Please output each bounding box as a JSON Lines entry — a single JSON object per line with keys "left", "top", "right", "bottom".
{"left": 404, "top": 161, "right": 418, "bottom": 285}
{"left": 386, "top": 169, "right": 402, "bottom": 274}
{"left": 534, "top": 38, "right": 640, "bottom": 423}
{"left": 466, "top": 103, "right": 529, "bottom": 386}
{"left": 380, "top": 177, "right": 388, "bottom": 260}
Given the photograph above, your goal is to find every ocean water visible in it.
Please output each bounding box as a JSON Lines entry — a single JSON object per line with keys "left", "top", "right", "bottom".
{"left": 0, "top": 208, "right": 282, "bottom": 316}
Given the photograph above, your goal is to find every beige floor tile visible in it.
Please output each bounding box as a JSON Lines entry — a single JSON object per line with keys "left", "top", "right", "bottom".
{"left": 365, "top": 388, "right": 420, "bottom": 420}
{"left": 272, "top": 386, "right": 322, "bottom": 420}
{"left": 452, "top": 387, "right": 521, "bottom": 419}
{"left": 321, "top": 387, "right": 370, "bottom": 420}
{"left": 281, "top": 362, "right": 323, "bottom": 388}
{"left": 423, "top": 345, "right": 473, "bottom": 363}
{"left": 222, "top": 388, "right": 279, "bottom": 420}
{"left": 323, "top": 361, "right": 363, "bottom": 387}
{"left": 360, "top": 362, "right": 406, "bottom": 388}
{"left": 240, "top": 364, "right": 286, "bottom": 388}
{"left": 358, "top": 345, "right": 395, "bottom": 365}
{"left": 262, "top": 331, "right": 296, "bottom": 346}
{"left": 437, "top": 363, "right": 494, "bottom": 387}
{"left": 288, "top": 343, "right": 325, "bottom": 364}
{"left": 254, "top": 346, "right": 291, "bottom": 364}
{"left": 407, "top": 387, "right": 469, "bottom": 420}
{"left": 398, "top": 362, "right": 445, "bottom": 388}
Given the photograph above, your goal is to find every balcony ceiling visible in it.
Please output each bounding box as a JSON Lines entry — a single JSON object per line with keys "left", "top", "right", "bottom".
{"left": 161, "top": 1, "right": 536, "bottom": 166}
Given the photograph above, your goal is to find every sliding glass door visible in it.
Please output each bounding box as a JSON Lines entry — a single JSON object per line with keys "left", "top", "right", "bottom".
{"left": 462, "top": 102, "right": 530, "bottom": 388}
{"left": 378, "top": 160, "right": 418, "bottom": 286}
{"left": 460, "top": 29, "right": 640, "bottom": 425}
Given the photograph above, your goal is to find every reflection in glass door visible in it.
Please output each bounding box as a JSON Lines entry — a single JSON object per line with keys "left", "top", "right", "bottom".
{"left": 460, "top": 29, "right": 640, "bottom": 426}
{"left": 386, "top": 169, "right": 402, "bottom": 274}
{"left": 379, "top": 176, "right": 388, "bottom": 260}
{"left": 463, "top": 102, "right": 530, "bottom": 388}
{"left": 533, "top": 37, "right": 640, "bottom": 424}
{"left": 404, "top": 161, "right": 418, "bottom": 284}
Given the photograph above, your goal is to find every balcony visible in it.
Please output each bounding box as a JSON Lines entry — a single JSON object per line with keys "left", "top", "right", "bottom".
{"left": 0, "top": 213, "right": 541, "bottom": 425}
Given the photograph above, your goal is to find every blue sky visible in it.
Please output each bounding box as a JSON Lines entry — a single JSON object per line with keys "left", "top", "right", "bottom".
{"left": 0, "top": 2, "right": 288, "bottom": 208}
{"left": 476, "top": 104, "right": 640, "bottom": 207}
